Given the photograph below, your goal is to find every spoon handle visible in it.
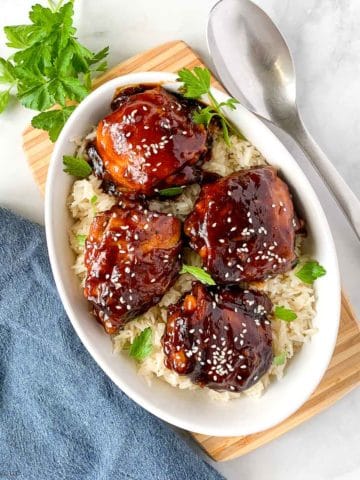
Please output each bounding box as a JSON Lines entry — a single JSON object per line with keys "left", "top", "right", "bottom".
{"left": 286, "top": 113, "right": 360, "bottom": 240}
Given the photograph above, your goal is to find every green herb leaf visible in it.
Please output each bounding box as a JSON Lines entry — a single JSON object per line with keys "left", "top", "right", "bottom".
{"left": 177, "top": 67, "right": 211, "bottom": 98}
{"left": 17, "top": 78, "right": 53, "bottom": 111}
{"left": 83, "top": 72, "right": 92, "bottom": 90}
{"left": 219, "top": 98, "right": 240, "bottom": 110}
{"left": 129, "top": 327, "right": 153, "bottom": 361}
{"left": 193, "top": 106, "right": 217, "bottom": 126}
{"left": 0, "top": 90, "right": 10, "bottom": 113}
{"left": 63, "top": 155, "right": 92, "bottom": 178}
{"left": 90, "top": 195, "right": 98, "bottom": 214}
{"left": 4, "top": 25, "right": 46, "bottom": 49}
{"left": 0, "top": 1, "right": 108, "bottom": 139}
{"left": 76, "top": 234, "right": 87, "bottom": 246}
{"left": 0, "top": 58, "right": 16, "bottom": 85}
{"left": 13, "top": 43, "right": 53, "bottom": 75}
{"left": 177, "top": 67, "right": 243, "bottom": 146}
{"left": 93, "top": 61, "right": 108, "bottom": 73}
{"left": 89, "top": 46, "right": 109, "bottom": 71}
{"left": 273, "top": 352, "right": 286, "bottom": 366}
{"left": 274, "top": 306, "right": 297, "bottom": 322}
{"left": 158, "top": 186, "right": 184, "bottom": 197}
{"left": 29, "top": 3, "right": 60, "bottom": 25}
{"left": 31, "top": 106, "right": 75, "bottom": 141}
{"left": 180, "top": 264, "right": 216, "bottom": 286}
{"left": 295, "top": 260, "right": 326, "bottom": 285}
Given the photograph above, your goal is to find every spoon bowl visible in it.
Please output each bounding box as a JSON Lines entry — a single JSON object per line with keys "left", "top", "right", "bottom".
{"left": 208, "top": 0, "right": 296, "bottom": 123}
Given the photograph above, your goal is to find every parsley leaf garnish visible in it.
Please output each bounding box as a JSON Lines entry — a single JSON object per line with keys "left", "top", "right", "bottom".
{"left": 0, "top": 90, "right": 11, "bottom": 113}
{"left": 0, "top": 1, "right": 108, "bottom": 141}
{"left": 177, "top": 67, "right": 243, "bottom": 146}
{"left": 177, "top": 66, "right": 211, "bottom": 98}
{"left": 76, "top": 234, "right": 87, "bottom": 246}
{"left": 274, "top": 306, "right": 297, "bottom": 322}
{"left": 31, "top": 106, "right": 76, "bottom": 141}
{"left": 129, "top": 327, "right": 153, "bottom": 361}
{"left": 180, "top": 264, "right": 216, "bottom": 286}
{"left": 0, "top": 58, "right": 16, "bottom": 84}
{"left": 63, "top": 155, "right": 92, "bottom": 178}
{"left": 273, "top": 352, "right": 286, "bottom": 366}
{"left": 295, "top": 260, "right": 326, "bottom": 285}
{"left": 90, "top": 195, "right": 98, "bottom": 214}
{"left": 158, "top": 186, "right": 184, "bottom": 197}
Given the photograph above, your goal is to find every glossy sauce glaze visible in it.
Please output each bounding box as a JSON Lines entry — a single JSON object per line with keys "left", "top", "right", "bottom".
{"left": 79, "top": 84, "right": 306, "bottom": 393}
{"left": 84, "top": 204, "right": 182, "bottom": 333}
{"left": 87, "top": 85, "right": 209, "bottom": 196}
{"left": 162, "top": 282, "right": 273, "bottom": 392}
{"left": 184, "top": 166, "right": 301, "bottom": 283}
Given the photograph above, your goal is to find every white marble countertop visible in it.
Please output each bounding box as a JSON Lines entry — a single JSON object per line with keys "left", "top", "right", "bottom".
{"left": 1, "top": 1, "right": 359, "bottom": 478}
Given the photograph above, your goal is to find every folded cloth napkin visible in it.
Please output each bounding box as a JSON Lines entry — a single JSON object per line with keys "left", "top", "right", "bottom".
{"left": 0, "top": 208, "right": 223, "bottom": 480}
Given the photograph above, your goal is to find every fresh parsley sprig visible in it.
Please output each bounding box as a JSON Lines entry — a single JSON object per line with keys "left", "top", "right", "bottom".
{"left": 177, "top": 67, "right": 243, "bottom": 146}
{"left": 0, "top": 1, "right": 109, "bottom": 141}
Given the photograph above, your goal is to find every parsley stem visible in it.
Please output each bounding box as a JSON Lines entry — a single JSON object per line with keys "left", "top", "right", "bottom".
{"left": 208, "top": 90, "right": 242, "bottom": 141}
{"left": 48, "top": 0, "right": 66, "bottom": 12}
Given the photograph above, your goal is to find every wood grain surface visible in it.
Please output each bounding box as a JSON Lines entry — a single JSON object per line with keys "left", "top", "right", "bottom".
{"left": 22, "top": 40, "right": 360, "bottom": 462}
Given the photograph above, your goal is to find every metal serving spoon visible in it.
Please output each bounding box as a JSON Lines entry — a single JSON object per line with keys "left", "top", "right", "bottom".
{"left": 208, "top": 0, "right": 360, "bottom": 240}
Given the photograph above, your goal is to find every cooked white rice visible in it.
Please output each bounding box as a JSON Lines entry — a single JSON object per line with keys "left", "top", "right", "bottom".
{"left": 68, "top": 134, "right": 316, "bottom": 400}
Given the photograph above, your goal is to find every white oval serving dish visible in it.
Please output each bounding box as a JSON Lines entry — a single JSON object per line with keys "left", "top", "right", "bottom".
{"left": 45, "top": 72, "right": 340, "bottom": 436}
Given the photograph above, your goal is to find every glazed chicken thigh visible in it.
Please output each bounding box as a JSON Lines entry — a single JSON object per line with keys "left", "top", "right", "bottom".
{"left": 162, "top": 282, "right": 273, "bottom": 392}
{"left": 84, "top": 204, "right": 182, "bottom": 333}
{"left": 184, "top": 166, "right": 300, "bottom": 283}
{"left": 88, "top": 86, "right": 208, "bottom": 196}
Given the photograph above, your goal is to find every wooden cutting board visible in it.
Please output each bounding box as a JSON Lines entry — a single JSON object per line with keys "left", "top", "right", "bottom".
{"left": 23, "top": 40, "right": 360, "bottom": 462}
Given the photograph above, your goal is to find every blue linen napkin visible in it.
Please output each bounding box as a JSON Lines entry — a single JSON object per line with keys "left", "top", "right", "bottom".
{"left": 0, "top": 208, "right": 224, "bottom": 480}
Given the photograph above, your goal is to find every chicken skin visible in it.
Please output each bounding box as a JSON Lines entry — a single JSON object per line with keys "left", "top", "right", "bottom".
{"left": 184, "top": 166, "right": 300, "bottom": 283}
{"left": 84, "top": 204, "right": 182, "bottom": 333}
{"left": 162, "top": 282, "right": 273, "bottom": 392}
{"left": 87, "top": 85, "right": 208, "bottom": 196}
